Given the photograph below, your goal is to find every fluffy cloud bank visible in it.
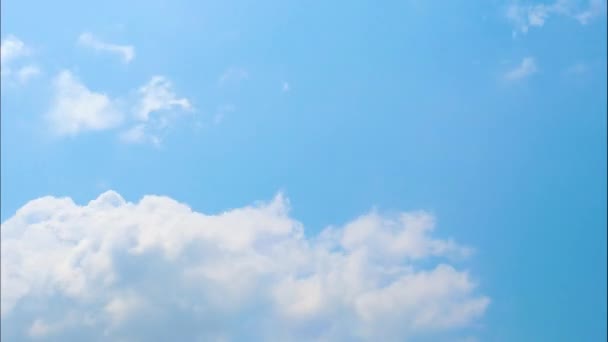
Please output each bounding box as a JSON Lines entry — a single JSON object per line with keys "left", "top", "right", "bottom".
{"left": 1, "top": 192, "right": 489, "bottom": 341}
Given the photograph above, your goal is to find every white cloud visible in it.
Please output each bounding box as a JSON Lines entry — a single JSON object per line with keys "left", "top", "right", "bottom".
{"left": 43, "top": 72, "right": 191, "bottom": 143}
{"left": 1, "top": 35, "right": 40, "bottom": 84}
{"left": 119, "top": 76, "right": 192, "bottom": 145}
{"left": 135, "top": 76, "right": 192, "bottom": 122}
{"left": 118, "top": 124, "right": 161, "bottom": 147}
{"left": 1, "top": 191, "right": 489, "bottom": 341}
{"left": 26, "top": 313, "right": 93, "bottom": 339}
{"left": 118, "top": 124, "right": 146, "bottom": 143}
{"left": 506, "top": 3, "right": 550, "bottom": 34}
{"left": 104, "top": 292, "right": 146, "bottom": 326}
{"left": 507, "top": 0, "right": 607, "bottom": 35}
{"left": 16, "top": 65, "right": 40, "bottom": 83}
{"left": 575, "top": 0, "right": 607, "bottom": 23}
{"left": 3, "top": 35, "right": 189, "bottom": 143}
{"left": 46, "top": 70, "right": 124, "bottom": 135}
{"left": 505, "top": 57, "right": 538, "bottom": 81}
{"left": 28, "top": 319, "right": 54, "bottom": 338}
{"left": 218, "top": 67, "right": 249, "bottom": 86}
{"left": 78, "top": 32, "right": 135, "bottom": 63}
{"left": 1, "top": 35, "right": 29, "bottom": 67}
{"left": 354, "top": 265, "right": 489, "bottom": 338}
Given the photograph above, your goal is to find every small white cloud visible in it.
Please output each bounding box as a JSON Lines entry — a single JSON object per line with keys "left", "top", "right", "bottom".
{"left": 135, "top": 76, "right": 191, "bottom": 122}
{"left": 505, "top": 57, "right": 538, "bottom": 81}
{"left": 16, "top": 65, "right": 40, "bottom": 83}
{"left": 104, "top": 293, "right": 146, "bottom": 326}
{"left": 575, "top": 0, "right": 607, "bottom": 24}
{"left": 120, "top": 76, "right": 192, "bottom": 145}
{"left": 78, "top": 32, "right": 135, "bottom": 63}
{"left": 1, "top": 35, "right": 29, "bottom": 67}
{"left": 26, "top": 314, "right": 84, "bottom": 338}
{"left": 1, "top": 191, "right": 489, "bottom": 340}
{"left": 218, "top": 67, "right": 249, "bottom": 86}
{"left": 119, "top": 124, "right": 147, "bottom": 143}
{"left": 1, "top": 35, "right": 40, "bottom": 85}
{"left": 28, "top": 319, "right": 53, "bottom": 338}
{"left": 118, "top": 124, "right": 161, "bottom": 147}
{"left": 506, "top": 2, "right": 558, "bottom": 35}
{"left": 46, "top": 70, "right": 123, "bottom": 135}
{"left": 507, "top": 0, "right": 607, "bottom": 35}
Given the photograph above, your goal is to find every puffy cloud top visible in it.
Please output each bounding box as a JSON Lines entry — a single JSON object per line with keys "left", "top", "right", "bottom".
{"left": 1, "top": 191, "right": 489, "bottom": 341}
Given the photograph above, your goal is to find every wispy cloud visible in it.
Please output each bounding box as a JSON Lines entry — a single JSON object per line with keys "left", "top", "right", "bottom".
{"left": 1, "top": 35, "right": 29, "bottom": 66}
{"left": 135, "top": 76, "right": 192, "bottom": 122}
{"left": 575, "top": 0, "right": 607, "bottom": 24}
{"left": 78, "top": 32, "right": 135, "bottom": 63}
{"left": 120, "top": 76, "right": 192, "bottom": 145}
{"left": 1, "top": 191, "right": 489, "bottom": 340}
{"left": 118, "top": 124, "right": 161, "bottom": 146}
{"left": 45, "top": 70, "right": 191, "bottom": 144}
{"left": 1, "top": 35, "right": 40, "bottom": 84}
{"left": 218, "top": 67, "right": 249, "bottom": 86}
{"left": 507, "top": 0, "right": 607, "bottom": 35}
{"left": 505, "top": 57, "right": 538, "bottom": 81}
{"left": 282, "top": 81, "right": 290, "bottom": 92}
{"left": 15, "top": 65, "right": 40, "bottom": 83}
{"left": 46, "top": 70, "right": 124, "bottom": 135}
{"left": 213, "top": 104, "right": 235, "bottom": 125}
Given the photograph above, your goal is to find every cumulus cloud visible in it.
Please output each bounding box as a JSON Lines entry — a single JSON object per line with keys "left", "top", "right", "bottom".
{"left": 119, "top": 76, "right": 192, "bottom": 145}
{"left": 1, "top": 191, "right": 489, "bottom": 341}
{"left": 78, "top": 32, "right": 135, "bottom": 63}
{"left": 46, "top": 71, "right": 124, "bottom": 135}
{"left": 505, "top": 57, "right": 538, "bottom": 81}
{"left": 507, "top": 0, "right": 607, "bottom": 35}
{"left": 1, "top": 35, "right": 39, "bottom": 84}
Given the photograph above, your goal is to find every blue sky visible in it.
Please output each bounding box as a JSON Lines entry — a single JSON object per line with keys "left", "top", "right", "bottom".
{"left": 1, "top": 0, "right": 606, "bottom": 341}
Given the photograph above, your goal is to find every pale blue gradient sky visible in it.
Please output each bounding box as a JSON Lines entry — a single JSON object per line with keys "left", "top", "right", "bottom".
{"left": 1, "top": 0, "right": 606, "bottom": 341}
